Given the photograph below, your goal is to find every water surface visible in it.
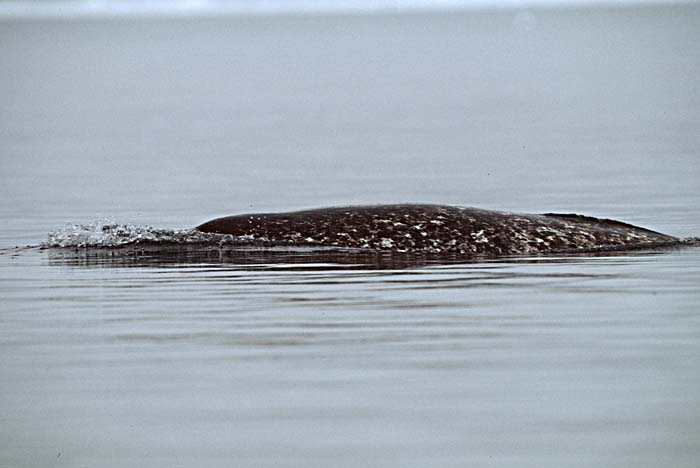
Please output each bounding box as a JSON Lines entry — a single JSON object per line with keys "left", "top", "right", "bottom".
{"left": 1, "top": 5, "right": 699, "bottom": 467}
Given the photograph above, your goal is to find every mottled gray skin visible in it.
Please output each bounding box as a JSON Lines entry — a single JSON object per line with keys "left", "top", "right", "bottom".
{"left": 196, "top": 204, "right": 678, "bottom": 256}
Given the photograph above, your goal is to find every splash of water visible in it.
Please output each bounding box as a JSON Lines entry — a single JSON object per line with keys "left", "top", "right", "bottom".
{"left": 681, "top": 237, "right": 700, "bottom": 246}
{"left": 44, "top": 220, "right": 247, "bottom": 248}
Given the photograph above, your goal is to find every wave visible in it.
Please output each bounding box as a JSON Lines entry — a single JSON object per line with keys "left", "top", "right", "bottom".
{"left": 44, "top": 220, "right": 247, "bottom": 248}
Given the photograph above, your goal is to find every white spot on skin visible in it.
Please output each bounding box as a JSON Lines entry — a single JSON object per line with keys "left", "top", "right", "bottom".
{"left": 471, "top": 230, "right": 489, "bottom": 243}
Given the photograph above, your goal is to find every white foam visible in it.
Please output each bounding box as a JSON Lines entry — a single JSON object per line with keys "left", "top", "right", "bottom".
{"left": 44, "top": 220, "right": 231, "bottom": 248}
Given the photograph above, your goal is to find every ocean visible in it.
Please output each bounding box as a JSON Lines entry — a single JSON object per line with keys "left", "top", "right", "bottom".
{"left": 1, "top": 3, "right": 699, "bottom": 467}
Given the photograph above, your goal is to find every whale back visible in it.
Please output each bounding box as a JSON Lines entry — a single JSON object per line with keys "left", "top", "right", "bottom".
{"left": 196, "top": 204, "right": 677, "bottom": 255}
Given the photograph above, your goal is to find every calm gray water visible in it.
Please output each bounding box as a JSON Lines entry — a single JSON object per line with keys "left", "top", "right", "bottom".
{"left": 1, "top": 5, "right": 700, "bottom": 467}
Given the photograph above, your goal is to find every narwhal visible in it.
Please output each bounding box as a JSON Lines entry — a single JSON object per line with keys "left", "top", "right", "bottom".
{"left": 196, "top": 204, "right": 682, "bottom": 256}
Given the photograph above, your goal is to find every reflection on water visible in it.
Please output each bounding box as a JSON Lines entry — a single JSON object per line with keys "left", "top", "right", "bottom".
{"left": 2, "top": 245, "right": 700, "bottom": 468}
{"left": 42, "top": 244, "right": 687, "bottom": 270}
